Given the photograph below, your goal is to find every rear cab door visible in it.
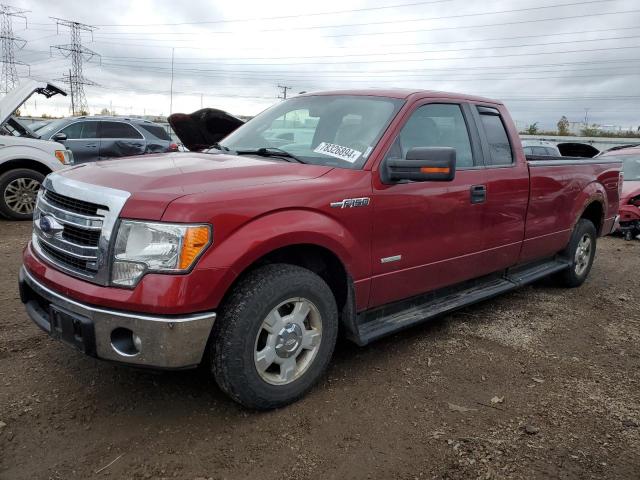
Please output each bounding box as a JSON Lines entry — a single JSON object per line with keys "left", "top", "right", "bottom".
{"left": 97, "top": 121, "right": 146, "bottom": 160}
{"left": 470, "top": 104, "right": 529, "bottom": 270}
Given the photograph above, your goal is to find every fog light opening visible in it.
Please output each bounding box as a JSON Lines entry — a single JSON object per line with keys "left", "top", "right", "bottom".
{"left": 110, "top": 328, "right": 141, "bottom": 357}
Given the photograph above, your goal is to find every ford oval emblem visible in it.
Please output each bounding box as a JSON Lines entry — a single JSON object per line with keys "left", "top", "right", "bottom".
{"left": 38, "top": 214, "right": 63, "bottom": 237}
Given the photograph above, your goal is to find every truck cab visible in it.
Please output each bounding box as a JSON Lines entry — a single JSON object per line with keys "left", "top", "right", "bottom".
{"left": 19, "top": 89, "right": 622, "bottom": 409}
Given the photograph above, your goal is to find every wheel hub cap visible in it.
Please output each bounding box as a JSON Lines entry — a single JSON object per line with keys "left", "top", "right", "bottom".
{"left": 4, "top": 177, "right": 40, "bottom": 215}
{"left": 275, "top": 323, "right": 303, "bottom": 358}
{"left": 574, "top": 234, "right": 592, "bottom": 276}
{"left": 254, "top": 298, "right": 323, "bottom": 386}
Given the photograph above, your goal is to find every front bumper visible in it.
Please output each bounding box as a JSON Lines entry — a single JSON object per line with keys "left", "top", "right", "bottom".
{"left": 19, "top": 266, "right": 216, "bottom": 369}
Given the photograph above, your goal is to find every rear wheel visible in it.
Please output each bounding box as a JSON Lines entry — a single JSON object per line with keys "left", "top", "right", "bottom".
{"left": 556, "top": 218, "right": 597, "bottom": 287}
{"left": 0, "top": 169, "right": 44, "bottom": 220}
{"left": 211, "top": 264, "right": 338, "bottom": 409}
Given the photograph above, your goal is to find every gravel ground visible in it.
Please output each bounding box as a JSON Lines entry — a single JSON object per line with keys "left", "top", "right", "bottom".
{"left": 1, "top": 220, "right": 639, "bottom": 480}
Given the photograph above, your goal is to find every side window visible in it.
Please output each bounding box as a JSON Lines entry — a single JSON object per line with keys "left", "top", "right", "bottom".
{"left": 532, "top": 146, "right": 548, "bottom": 156}
{"left": 99, "top": 121, "right": 143, "bottom": 139}
{"left": 545, "top": 147, "right": 559, "bottom": 157}
{"left": 523, "top": 146, "right": 533, "bottom": 155}
{"left": 386, "top": 103, "right": 474, "bottom": 167}
{"left": 477, "top": 108, "right": 513, "bottom": 165}
{"left": 59, "top": 122, "right": 83, "bottom": 139}
{"left": 80, "top": 121, "right": 98, "bottom": 139}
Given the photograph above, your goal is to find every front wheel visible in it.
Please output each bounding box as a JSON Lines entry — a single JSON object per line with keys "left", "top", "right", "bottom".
{"left": 0, "top": 168, "right": 45, "bottom": 220}
{"left": 556, "top": 218, "right": 597, "bottom": 287}
{"left": 210, "top": 264, "right": 338, "bottom": 409}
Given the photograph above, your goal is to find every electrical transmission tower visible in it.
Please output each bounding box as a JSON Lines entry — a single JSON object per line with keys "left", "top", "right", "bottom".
{"left": 0, "top": 4, "right": 28, "bottom": 95}
{"left": 50, "top": 17, "right": 100, "bottom": 115}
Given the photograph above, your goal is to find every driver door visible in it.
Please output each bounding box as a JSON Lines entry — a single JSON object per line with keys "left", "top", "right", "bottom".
{"left": 369, "top": 102, "right": 490, "bottom": 308}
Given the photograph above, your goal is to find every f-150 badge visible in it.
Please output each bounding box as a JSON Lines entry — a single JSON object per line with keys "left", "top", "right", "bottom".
{"left": 330, "top": 197, "right": 371, "bottom": 208}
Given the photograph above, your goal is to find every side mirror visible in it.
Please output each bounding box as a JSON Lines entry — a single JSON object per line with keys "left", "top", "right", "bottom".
{"left": 384, "top": 147, "right": 456, "bottom": 183}
{"left": 52, "top": 132, "right": 67, "bottom": 143}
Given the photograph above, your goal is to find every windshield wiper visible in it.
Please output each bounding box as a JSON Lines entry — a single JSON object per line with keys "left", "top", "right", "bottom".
{"left": 235, "top": 147, "right": 306, "bottom": 164}
{"left": 209, "top": 142, "right": 231, "bottom": 152}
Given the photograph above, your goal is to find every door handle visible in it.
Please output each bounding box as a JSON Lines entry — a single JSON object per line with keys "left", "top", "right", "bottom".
{"left": 85, "top": 144, "right": 97, "bottom": 148}
{"left": 470, "top": 184, "right": 487, "bottom": 204}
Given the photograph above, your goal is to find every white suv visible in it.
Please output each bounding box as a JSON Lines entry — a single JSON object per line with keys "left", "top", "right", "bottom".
{"left": 0, "top": 80, "right": 73, "bottom": 220}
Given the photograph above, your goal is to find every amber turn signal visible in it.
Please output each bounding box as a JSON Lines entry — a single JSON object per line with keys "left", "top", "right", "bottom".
{"left": 420, "top": 167, "right": 450, "bottom": 174}
{"left": 178, "top": 226, "right": 211, "bottom": 269}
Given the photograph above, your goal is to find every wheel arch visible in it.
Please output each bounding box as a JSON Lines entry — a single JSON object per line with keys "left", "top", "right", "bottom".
{"left": 579, "top": 198, "right": 605, "bottom": 236}
{"left": 0, "top": 158, "right": 53, "bottom": 178}
{"left": 217, "top": 242, "right": 358, "bottom": 338}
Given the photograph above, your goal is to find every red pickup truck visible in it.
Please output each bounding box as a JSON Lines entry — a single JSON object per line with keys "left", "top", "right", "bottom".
{"left": 19, "top": 89, "right": 622, "bottom": 409}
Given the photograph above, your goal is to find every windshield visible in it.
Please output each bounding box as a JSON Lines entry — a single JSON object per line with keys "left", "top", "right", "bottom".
{"left": 36, "top": 118, "right": 70, "bottom": 139}
{"left": 219, "top": 95, "right": 404, "bottom": 169}
{"left": 605, "top": 154, "right": 640, "bottom": 181}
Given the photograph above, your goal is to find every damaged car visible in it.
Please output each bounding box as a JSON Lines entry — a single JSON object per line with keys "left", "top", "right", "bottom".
{"left": 36, "top": 116, "right": 178, "bottom": 163}
{"left": 600, "top": 146, "right": 640, "bottom": 240}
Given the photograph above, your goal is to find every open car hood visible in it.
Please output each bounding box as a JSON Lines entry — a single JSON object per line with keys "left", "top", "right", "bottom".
{"left": 0, "top": 80, "right": 66, "bottom": 128}
{"left": 168, "top": 108, "right": 244, "bottom": 151}
{"left": 557, "top": 142, "right": 600, "bottom": 158}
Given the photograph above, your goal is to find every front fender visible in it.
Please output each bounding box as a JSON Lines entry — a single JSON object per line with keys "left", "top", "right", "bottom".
{"left": 196, "top": 208, "right": 370, "bottom": 307}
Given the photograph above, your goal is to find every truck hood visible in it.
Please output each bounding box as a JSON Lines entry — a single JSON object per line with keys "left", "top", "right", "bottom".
{"left": 58, "top": 152, "right": 333, "bottom": 219}
{"left": 167, "top": 108, "right": 244, "bottom": 151}
{"left": 0, "top": 80, "right": 66, "bottom": 127}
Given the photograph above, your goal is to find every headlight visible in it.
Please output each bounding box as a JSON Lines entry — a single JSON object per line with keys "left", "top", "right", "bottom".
{"left": 111, "top": 220, "right": 211, "bottom": 287}
{"left": 54, "top": 150, "right": 73, "bottom": 165}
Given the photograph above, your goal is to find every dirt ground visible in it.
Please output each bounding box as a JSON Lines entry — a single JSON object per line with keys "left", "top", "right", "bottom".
{"left": 0, "top": 220, "right": 639, "bottom": 480}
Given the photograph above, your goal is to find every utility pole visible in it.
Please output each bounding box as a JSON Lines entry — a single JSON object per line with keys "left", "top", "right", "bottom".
{"left": 169, "top": 47, "right": 174, "bottom": 115}
{"left": 0, "top": 4, "right": 29, "bottom": 95}
{"left": 50, "top": 17, "right": 100, "bottom": 115}
{"left": 277, "top": 84, "right": 291, "bottom": 100}
{"left": 584, "top": 108, "right": 590, "bottom": 127}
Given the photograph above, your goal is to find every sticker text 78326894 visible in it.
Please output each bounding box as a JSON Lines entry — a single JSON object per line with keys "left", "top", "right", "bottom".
{"left": 313, "top": 142, "right": 362, "bottom": 163}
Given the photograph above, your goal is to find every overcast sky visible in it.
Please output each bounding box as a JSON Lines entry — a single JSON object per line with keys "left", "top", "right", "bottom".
{"left": 7, "top": 0, "right": 640, "bottom": 129}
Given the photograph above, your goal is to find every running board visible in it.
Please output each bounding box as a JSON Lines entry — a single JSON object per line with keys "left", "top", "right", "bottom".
{"left": 352, "top": 258, "right": 569, "bottom": 345}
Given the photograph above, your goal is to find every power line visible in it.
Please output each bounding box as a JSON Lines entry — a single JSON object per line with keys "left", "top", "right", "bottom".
{"left": 92, "top": 0, "right": 453, "bottom": 27}
{"left": 93, "top": 44, "right": 640, "bottom": 68}
{"left": 0, "top": 4, "right": 29, "bottom": 94}
{"left": 50, "top": 17, "right": 100, "bottom": 114}
{"left": 88, "top": 33, "right": 640, "bottom": 64}
{"left": 78, "top": 8, "right": 640, "bottom": 49}
{"left": 88, "top": 0, "right": 613, "bottom": 29}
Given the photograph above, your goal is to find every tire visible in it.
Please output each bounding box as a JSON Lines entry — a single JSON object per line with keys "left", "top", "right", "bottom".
{"left": 556, "top": 218, "right": 597, "bottom": 288}
{"left": 211, "top": 264, "right": 338, "bottom": 409}
{"left": 0, "top": 168, "right": 45, "bottom": 220}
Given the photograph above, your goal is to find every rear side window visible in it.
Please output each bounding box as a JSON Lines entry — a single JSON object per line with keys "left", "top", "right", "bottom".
{"left": 138, "top": 123, "right": 171, "bottom": 141}
{"left": 99, "top": 121, "right": 143, "bottom": 139}
{"left": 477, "top": 108, "right": 513, "bottom": 165}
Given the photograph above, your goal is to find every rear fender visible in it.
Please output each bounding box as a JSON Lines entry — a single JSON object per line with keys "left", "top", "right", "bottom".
{"left": 572, "top": 181, "right": 607, "bottom": 234}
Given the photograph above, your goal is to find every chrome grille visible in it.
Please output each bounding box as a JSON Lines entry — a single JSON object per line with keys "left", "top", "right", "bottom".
{"left": 34, "top": 189, "right": 103, "bottom": 277}
{"left": 43, "top": 189, "right": 108, "bottom": 217}
{"left": 31, "top": 173, "right": 131, "bottom": 285}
